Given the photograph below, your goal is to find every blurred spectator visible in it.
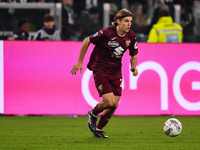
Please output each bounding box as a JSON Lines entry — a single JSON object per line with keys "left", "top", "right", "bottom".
{"left": 33, "top": 14, "right": 63, "bottom": 41}
{"left": 7, "top": 19, "right": 30, "bottom": 41}
{"left": 0, "top": 0, "right": 54, "bottom": 2}
{"left": 193, "top": 0, "right": 200, "bottom": 42}
{"left": 149, "top": 4, "right": 169, "bottom": 29}
{"left": 149, "top": 1, "right": 174, "bottom": 32}
{"left": 0, "top": 0, "right": 25, "bottom": 2}
{"left": 110, "top": 3, "right": 118, "bottom": 23}
{"left": 180, "top": 5, "right": 195, "bottom": 42}
{"left": 0, "top": 8, "right": 20, "bottom": 31}
{"left": 147, "top": 10, "right": 183, "bottom": 43}
{"left": 27, "top": 0, "right": 54, "bottom": 2}
{"left": 174, "top": 0, "right": 194, "bottom": 6}
{"left": 130, "top": 3, "right": 148, "bottom": 34}
{"left": 128, "top": 0, "right": 147, "bottom": 6}
{"left": 81, "top": 6, "right": 102, "bottom": 38}
{"left": 61, "top": 0, "right": 83, "bottom": 41}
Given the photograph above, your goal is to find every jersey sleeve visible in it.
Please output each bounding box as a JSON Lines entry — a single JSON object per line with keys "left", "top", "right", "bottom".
{"left": 129, "top": 32, "right": 138, "bottom": 56}
{"left": 89, "top": 28, "right": 105, "bottom": 44}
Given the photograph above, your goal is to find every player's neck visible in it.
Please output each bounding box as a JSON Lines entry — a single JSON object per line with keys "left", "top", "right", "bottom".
{"left": 116, "top": 26, "right": 126, "bottom": 37}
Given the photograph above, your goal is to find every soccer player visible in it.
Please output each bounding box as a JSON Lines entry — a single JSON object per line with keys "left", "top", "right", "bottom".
{"left": 70, "top": 8, "right": 138, "bottom": 138}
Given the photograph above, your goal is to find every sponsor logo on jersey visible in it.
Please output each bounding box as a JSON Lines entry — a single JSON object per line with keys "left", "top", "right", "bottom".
{"left": 125, "top": 40, "right": 131, "bottom": 47}
{"left": 113, "top": 46, "right": 125, "bottom": 58}
{"left": 108, "top": 41, "right": 119, "bottom": 47}
{"left": 93, "top": 32, "right": 98, "bottom": 37}
{"left": 111, "top": 37, "right": 117, "bottom": 40}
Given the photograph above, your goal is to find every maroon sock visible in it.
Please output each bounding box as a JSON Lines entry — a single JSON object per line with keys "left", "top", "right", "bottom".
{"left": 92, "top": 104, "right": 102, "bottom": 116}
{"left": 96, "top": 116, "right": 110, "bottom": 130}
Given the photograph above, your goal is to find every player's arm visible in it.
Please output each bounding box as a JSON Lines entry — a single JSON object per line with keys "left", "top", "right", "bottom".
{"left": 130, "top": 55, "right": 138, "bottom": 76}
{"left": 70, "top": 37, "right": 91, "bottom": 75}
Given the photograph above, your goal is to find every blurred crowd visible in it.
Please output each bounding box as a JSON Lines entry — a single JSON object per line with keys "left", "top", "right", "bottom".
{"left": 0, "top": 0, "right": 200, "bottom": 43}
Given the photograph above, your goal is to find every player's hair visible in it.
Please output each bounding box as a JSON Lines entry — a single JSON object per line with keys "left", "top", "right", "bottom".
{"left": 18, "top": 19, "right": 28, "bottom": 28}
{"left": 43, "top": 14, "right": 55, "bottom": 22}
{"left": 112, "top": 8, "right": 132, "bottom": 26}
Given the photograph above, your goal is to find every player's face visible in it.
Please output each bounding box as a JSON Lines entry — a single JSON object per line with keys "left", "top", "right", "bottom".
{"left": 117, "top": 17, "right": 132, "bottom": 35}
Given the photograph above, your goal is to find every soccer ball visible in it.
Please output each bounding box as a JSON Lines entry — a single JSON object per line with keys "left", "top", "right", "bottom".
{"left": 163, "top": 118, "right": 182, "bottom": 137}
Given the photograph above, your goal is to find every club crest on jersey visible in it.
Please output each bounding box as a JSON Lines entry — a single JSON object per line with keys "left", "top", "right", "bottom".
{"left": 98, "top": 84, "right": 103, "bottom": 92}
{"left": 108, "top": 41, "right": 119, "bottom": 47}
{"left": 125, "top": 40, "right": 131, "bottom": 47}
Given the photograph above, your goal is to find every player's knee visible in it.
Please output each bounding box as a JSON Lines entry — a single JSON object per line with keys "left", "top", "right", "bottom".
{"left": 108, "top": 101, "right": 118, "bottom": 109}
{"left": 107, "top": 101, "right": 114, "bottom": 108}
{"left": 113, "top": 102, "right": 118, "bottom": 109}
{"left": 106, "top": 100, "right": 116, "bottom": 108}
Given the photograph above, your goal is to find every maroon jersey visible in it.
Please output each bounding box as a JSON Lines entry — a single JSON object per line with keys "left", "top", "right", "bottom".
{"left": 87, "top": 26, "right": 138, "bottom": 74}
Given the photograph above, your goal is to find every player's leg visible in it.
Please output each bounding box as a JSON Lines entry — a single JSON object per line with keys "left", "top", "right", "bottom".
{"left": 88, "top": 70, "right": 113, "bottom": 133}
{"left": 100, "top": 95, "right": 120, "bottom": 119}
{"left": 96, "top": 93, "right": 117, "bottom": 111}
{"left": 93, "top": 70, "right": 122, "bottom": 138}
{"left": 98, "top": 70, "right": 122, "bottom": 121}
{"left": 96, "top": 95, "right": 120, "bottom": 129}
{"left": 92, "top": 70, "right": 122, "bottom": 115}
{"left": 88, "top": 70, "right": 122, "bottom": 135}
{"left": 88, "top": 92, "right": 116, "bottom": 133}
{"left": 93, "top": 95, "right": 120, "bottom": 138}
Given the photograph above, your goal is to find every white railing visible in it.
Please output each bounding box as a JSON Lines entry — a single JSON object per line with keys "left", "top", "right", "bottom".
{"left": 0, "top": 3, "right": 62, "bottom": 37}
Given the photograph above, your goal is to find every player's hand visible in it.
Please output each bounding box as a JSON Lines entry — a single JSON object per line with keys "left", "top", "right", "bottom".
{"left": 130, "top": 66, "right": 138, "bottom": 76}
{"left": 70, "top": 61, "right": 83, "bottom": 75}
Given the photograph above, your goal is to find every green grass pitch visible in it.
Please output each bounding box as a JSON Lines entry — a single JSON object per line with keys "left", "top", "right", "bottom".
{"left": 0, "top": 115, "right": 199, "bottom": 150}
